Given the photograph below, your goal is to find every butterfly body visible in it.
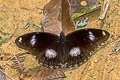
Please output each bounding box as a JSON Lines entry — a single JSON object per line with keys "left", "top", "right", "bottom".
{"left": 15, "top": 28, "right": 109, "bottom": 68}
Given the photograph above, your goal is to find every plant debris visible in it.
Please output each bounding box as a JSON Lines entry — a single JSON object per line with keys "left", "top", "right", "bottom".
{"left": 24, "top": 23, "right": 30, "bottom": 30}
{"left": 33, "top": 24, "right": 43, "bottom": 31}
{"left": 32, "top": 68, "right": 66, "bottom": 80}
{"left": 0, "top": 65, "right": 14, "bottom": 80}
{"left": 42, "top": 0, "right": 75, "bottom": 35}
{"left": 10, "top": 54, "right": 33, "bottom": 80}
{"left": 110, "top": 40, "right": 120, "bottom": 55}
{"left": 10, "top": 55, "right": 25, "bottom": 72}
{"left": 75, "top": 17, "right": 88, "bottom": 29}
{"left": 70, "top": 0, "right": 101, "bottom": 19}
{"left": 0, "top": 66, "right": 6, "bottom": 80}
{"left": 99, "top": 0, "right": 109, "bottom": 19}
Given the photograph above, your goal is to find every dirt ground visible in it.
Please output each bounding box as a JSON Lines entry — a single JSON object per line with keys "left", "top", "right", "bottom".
{"left": 0, "top": 0, "right": 120, "bottom": 80}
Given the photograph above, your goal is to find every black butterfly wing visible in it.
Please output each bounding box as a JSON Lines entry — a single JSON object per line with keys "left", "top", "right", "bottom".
{"left": 15, "top": 32, "right": 58, "bottom": 53}
{"left": 64, "top": 28, "right": 110, "bottom": 67}
{"left": 15, "top": 32, "right": 62, "bottom": 68}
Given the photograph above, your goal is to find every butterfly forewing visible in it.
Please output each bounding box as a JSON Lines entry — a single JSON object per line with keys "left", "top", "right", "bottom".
{"left": 15, "top": 32, "right": 59, "bottom": 55}
{"left": 64, "top": 29, "right": 110, "bottom": 67}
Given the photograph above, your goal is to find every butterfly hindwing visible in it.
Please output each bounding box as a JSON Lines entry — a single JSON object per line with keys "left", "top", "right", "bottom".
{"left": 36, "top": 40, "right": 64, "bottom": 68}
{"left": 64, "top": 28, "right": 110, "bottom": 67}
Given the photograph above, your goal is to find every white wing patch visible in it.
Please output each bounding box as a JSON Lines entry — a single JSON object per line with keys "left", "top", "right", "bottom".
{"left": 70, "top": 47, "right": 81, "bottom": 57}
{"left": 30, "top": 35, "right": 36, "bottom": 46}
{"left": 45, "top": 49, "right": 57, "bottom": 59}
{"left": 102, "top": 31, "right": 106, "bottom": 36}
{"left": 18, "top": 37, "right": 22, "bottom": 43}
{"left": 88, "top": 31, "right": 95, "bottom": 41}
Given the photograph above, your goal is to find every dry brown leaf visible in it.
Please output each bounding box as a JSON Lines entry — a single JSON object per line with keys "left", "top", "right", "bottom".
{"left": 42, "top": 0, "right": 75, "bottom": 35}
{"left": 32, "top": 67, "right": 65, "bottom": 80}
{"left": 62, "top": 0, "right": 75, "bottom": 34}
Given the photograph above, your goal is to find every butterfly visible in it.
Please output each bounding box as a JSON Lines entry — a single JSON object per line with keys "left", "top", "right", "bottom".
{"left": 15, "top": 28, "right": 109, "bottom": 68}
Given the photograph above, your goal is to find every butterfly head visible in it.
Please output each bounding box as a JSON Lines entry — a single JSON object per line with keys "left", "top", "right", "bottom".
{"left": 60, "top": 31, "right": 65, "bottom": 42}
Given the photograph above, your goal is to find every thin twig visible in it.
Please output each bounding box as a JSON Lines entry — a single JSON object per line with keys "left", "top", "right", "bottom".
{"left": 0, "top": 69, "right": 14, "bottom": 80}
